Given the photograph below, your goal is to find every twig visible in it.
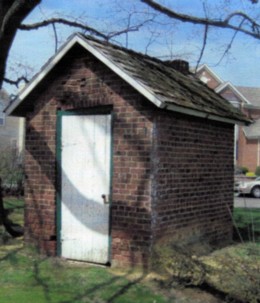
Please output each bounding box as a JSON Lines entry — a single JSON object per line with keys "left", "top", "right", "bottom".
{"left": 215, "top": 18, "right": 245, "bottom": 66}
{"left": 195, "top": 23, "right": 209, "bottom": 71}
{"left": 3, "top": 76, "right": 29, "bottom": 87}
{"left": 140, "top": 0, "right": 260, "bottom": 39}
{"left": 52, "top": 23, "right": 58, "bottom": 53}
{"left": 19, "top": 18, "right": 108, "bottom": 40}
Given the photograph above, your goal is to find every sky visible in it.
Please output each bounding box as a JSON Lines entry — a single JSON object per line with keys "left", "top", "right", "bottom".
{"left": 4, "top": 0, "right": 260, "bottom": 95}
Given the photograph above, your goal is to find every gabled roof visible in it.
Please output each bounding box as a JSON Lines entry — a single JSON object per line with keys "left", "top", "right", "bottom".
{"left": 195, "top": 64, "right": 224, "bottom": 87}
{"left": 5, "top": 33, "right": 249, "bottom": 125}
{"left": 215, "top": 82, "right": 250, "bottom": 105}
{"left": 236, "top": 86, "right": 260, "bottom": 109}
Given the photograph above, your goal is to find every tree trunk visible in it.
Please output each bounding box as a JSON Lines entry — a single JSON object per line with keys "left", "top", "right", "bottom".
{"left": 0, "top": 0, "right": 41, "bottom": 88}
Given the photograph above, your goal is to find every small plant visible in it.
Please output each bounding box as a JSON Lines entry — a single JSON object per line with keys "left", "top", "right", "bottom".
{"left": 246, "top": 171, "right": 256, "bottom": 178}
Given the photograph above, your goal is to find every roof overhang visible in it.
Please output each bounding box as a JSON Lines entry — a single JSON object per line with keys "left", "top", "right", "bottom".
{"left": 243, "top": 130, "right": 260, "bottom": 140}
{"left": 165, "top": 103, "right": 248, "bottom": 126}
{"left": 243, "top": 103, "right": 260, "bottom": 110}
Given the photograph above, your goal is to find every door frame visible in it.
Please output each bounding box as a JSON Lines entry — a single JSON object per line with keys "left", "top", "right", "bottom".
{"left": 56, "top": 106, "right": 113, "bottom": 262}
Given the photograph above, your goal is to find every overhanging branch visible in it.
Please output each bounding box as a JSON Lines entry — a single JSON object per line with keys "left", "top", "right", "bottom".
{"left": 141, "top": 0, "right": 260, "bottom": 39}
{"left": 19, "top": 18, "right": 108, "bottom": 40}
{"left": 4, "top": 76, "right": 29, "bottom": 87}
{"left": 0, "top": 0, "right": 41, "bottom": 89}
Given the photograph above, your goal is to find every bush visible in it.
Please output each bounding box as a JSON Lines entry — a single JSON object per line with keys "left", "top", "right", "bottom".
{"left": 246, "top": 171, "right": 256, "bottom": 178}
{"left": 0, "top": 147, "right": 24, "bottom": 196}
{"left": 255, "top": 166, "right": 260, "bottom": 176}
{"left": 236, "top": 166, "right": 249, "bottom": 175}
{"left": 153, "top": 241, "right": 260, "bottom": 303}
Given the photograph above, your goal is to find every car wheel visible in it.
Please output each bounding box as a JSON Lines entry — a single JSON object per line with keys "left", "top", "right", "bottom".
{"left": 251, "top": 186, "right": 260, "bottom": 198}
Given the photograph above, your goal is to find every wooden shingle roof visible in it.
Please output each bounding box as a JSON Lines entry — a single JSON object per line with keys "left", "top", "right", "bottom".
{"left": 6, "top": 33, "right": 249, "bottom": 125}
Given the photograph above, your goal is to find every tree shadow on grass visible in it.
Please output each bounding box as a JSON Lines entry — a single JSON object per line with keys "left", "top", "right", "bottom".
{"left": 30, "top": 255, "right": 148, "bottom": 303}
{"left": 60, "top": 270, "right": 147, "bottom": 303}
{"left": 0, "top": 246, "right": 23, "bottom": 263}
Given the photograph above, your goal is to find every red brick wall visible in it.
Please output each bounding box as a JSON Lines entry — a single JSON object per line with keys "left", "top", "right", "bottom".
{"left": 237, "top": 107, "right": 259, "bottom": 171}
{"left": 24, "top": 46, "right": 154, "bottom": 266}
{"left": 151, "top": 112, "right": 234, "bottom": 247}
{"left": 24, "top": 45, "right": 235, "bottom": 267}
{"left": 237, "top": 127, "right": 258, "bottom": 172}
{"left": 24, "top": 96, "right": 57, "bottom": 255}
{"left": 196, "top": 70, "right": 220, "bottom": 90}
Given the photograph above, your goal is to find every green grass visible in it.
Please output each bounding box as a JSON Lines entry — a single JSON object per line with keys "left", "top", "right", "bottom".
{"left": 233, "top": 208, "right": 260, "bottom": 242}
{"left": 0, "top": 198, "right": 168, "bottom": 303}
{"left": 3, "top": 197, "right": 24, "bottom": 226}
{"left": 1, "top": 198, "right": 260, "bottom": 302}
{"left": 0, "top": 246, "right": 167, "bottom": 303}
{"left": 3, "top": 197, "right": 24, "bottom": 210}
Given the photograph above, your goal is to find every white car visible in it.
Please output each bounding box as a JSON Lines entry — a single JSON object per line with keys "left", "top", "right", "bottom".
{"left": 238, "top": 177, "right": 260, "bottom": 198}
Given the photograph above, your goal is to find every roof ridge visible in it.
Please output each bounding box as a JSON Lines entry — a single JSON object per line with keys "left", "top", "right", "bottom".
{"left": 79, "top": 33, "right": 188, "bottom": 72}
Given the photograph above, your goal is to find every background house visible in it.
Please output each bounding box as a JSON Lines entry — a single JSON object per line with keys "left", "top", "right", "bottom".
{"left": 0, "top": 89, "right": 25, "bottom": 153}
{"left": 6, "top": 34, "right": 247, "bottom": 267}
{"left": 196, "top": 65, "right": 260, "bottom": 172}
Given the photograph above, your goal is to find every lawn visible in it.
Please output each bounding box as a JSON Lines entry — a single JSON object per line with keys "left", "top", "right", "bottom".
{"left": 0, "top": 197, "right": 169, "bottom": 303}
{"left": 0, "top": 245, "right": 169, "bottom": 303}
{"left": 233, "top": 207, "right": 260, "bottom": 242}
{"left": 0, "top": 197, "right": 259, "bottom": 303}
{"left": 3, "top": 196, "right": 24, "bottom": 225}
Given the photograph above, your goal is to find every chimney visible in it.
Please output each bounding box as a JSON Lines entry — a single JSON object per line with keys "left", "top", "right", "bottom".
{"left": 165, "top": 59, "right": 190, "bottom": 75}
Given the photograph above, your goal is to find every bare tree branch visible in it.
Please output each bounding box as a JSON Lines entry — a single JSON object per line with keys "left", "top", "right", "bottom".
{"left": 52, "top": 23, "right": 58, "bottom": 53}
{"left": 0, "top": 0, "right": 41, "bottom": 88}
{"left": 3, "top": 76, "right": 29, "bottom": 87}
{"left": 1, "top": 0, "right": 260, "bottom": 91}
{"left": 195, "top": 24, "right": 209, "bottom": 72}
{"left": 140, "top": 0, "right": 260, "bottom": 39}
{"left": 215, "top": 19, "right": 246, "bottom": 66}
{"left": 108, "top": 16, "right": 155, "bottom": 39}
{"left": 19, "top": 18, "right": 108, "bottom": 39}
{"left": 195, "top": 3, "right": 209, "bottom": 71}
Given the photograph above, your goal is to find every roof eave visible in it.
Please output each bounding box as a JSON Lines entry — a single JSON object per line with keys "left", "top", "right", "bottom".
{"left": 245, "top": 135, "right": 260, "bottom": 139}
{"left": 165, "top": 103, "right": 250, "bottom": 126}
{"left": 5, "top": 34, "right": 83, "bottom": 116}
{"left": 243, "top": 104, "right": 260, "bottom": 110}
{"left": 243, "top": 130, "right": 260, "bottom": 140}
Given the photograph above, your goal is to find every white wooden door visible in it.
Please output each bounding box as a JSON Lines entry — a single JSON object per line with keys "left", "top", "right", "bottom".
{"left": 60, "top": 114, "right": 111, "bottom": 264}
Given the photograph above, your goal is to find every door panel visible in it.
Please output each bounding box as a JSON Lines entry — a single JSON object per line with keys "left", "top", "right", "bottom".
{"left": 60, "top": 114, "right": 111, "bottom": 263}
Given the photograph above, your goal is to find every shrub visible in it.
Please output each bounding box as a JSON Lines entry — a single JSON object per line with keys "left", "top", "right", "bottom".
{"left": 236, "top": 166, "right": 249, "bottom": 175}
{"left": 0, "top": 147, "right": 24, "bottom": 196}
{"left": 153, "top": 241, "right": 260, "bottom": 303}
{"left": 255, "top": 166, "right": 260, "bottom": 176}
{"left": 246, "top": 171, "right": 256, "bottom": 178}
